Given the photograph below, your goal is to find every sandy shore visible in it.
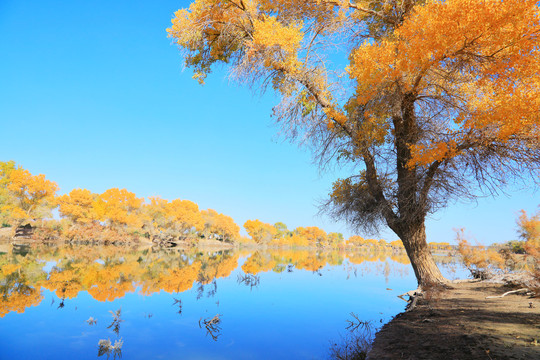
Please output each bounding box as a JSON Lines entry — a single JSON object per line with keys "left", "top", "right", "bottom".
{"left": 368, "top": 281, "right": 539, "bottom": 359}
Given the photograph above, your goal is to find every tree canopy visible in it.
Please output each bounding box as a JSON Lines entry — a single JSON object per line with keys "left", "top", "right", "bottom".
{"left": 168, "top": 0, "right": 540, "bottom": 286}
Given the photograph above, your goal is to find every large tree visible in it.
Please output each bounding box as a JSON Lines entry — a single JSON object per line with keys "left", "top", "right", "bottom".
{"left": 168, "top": 0, "right": 540, "bottom": 286}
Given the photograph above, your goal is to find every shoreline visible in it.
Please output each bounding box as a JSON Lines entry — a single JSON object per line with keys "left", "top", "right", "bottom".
{"left": 367, "top": 281, "right": 539, "bottom": 360}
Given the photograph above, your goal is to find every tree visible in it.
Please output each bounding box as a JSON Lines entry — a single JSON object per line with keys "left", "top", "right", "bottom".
{"left": 4, "top": 167, "right": 58, "bottom": 224}
{"left": 169, "top": 0, "right": 540, "bottom": 287}
{"left": 244, "top": 219, "right": 277, "bottom": 244}
{"left": 273, "top": 222, "right": 290, "bottom": 239}
{"left": 517, "top": 207, "right": 540, "bottom": 263}
{"left": 327, "top": 232, "right": 344, "bottom": 247}
{"left": 202, "top": 209, "right": 240, "bottom": 241}
{"left": 0, "top": 161, "right": 17, "bottom": 225}
{"left": 165, "top": 199, "right": 205, "bottom": 237}
{"left": 57, "top": 188, "right": 98, "bottom": 224}
{"left": 94, "top": 188, "right": 143, "bottom": 229}
{"left": 295, "top": 226, "right": 327, "bottom": 247}
{"left": 347, "top": 235, "right": 365, "bottom": 247}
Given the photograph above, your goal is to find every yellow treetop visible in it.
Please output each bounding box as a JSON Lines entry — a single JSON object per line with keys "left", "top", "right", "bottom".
{"left": 5, "top": 168, "right": 58, "bottom": 222}
{"left": 94, "top": 188, "right": 143, "bottom": 228}
{"left": 165, "top": 199, "right": 205, "bottom": 233}
{"left": 57, "top": 188, "right": 98, "bottom": 224}
{"left": 244, "top": 219, "right": 277, "bottom": 244}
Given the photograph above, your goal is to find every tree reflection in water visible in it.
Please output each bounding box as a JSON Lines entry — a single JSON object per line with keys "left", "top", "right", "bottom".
{"left": 107, "top": 308, "right": 123, "bottom": 335}
{"left": 199, "top": 314, "right": 222, "bottom": 341}
{"left": 237, "top": 273, "right": 260, "bottom": 290}
{"left": 172, "top": 297, "right": 182, "bottom": 315}
{"left": 0, "top": 243, "right": 460, "bottom": 358}
{"left": 0, "top": 243, "right": 450, "bottom": 320}
{"left": 97, "top": 338, "right": 123, "bottom": 359}
{"left": 329, "top": 314, "right": 375, "bottom": 360}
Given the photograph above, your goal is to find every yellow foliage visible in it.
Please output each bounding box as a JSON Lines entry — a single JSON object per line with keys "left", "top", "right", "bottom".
{"left": 94, "top": 188, "right": 143, "bottom": 228}
{"left": 1, "top": 264, "right": 20, "bottom": 276}
{"left": 456, "top": 230, "right": 506, "bottom": 274}
{"left": 4, "top": 168, "right": 58, "bottom": 223}
{"left": 295, "top": 226, "right": 327, "bottom": 246}
{"left": 57, "top": 188, "right": 98, "bottom": 224}
{"left": 252, "top": 15, "right": 303, "bottom": 55}
{"left": 241, "top": 252, "right": 276, "bottom": 275}
{"left": 42, "top": 269, "right": 82, "bottom": 299}
{"left": 244, "top": 219, "right": 277, "bottom": 244}
{"left": 165, "top": 199, "right": 204, "bottom": 233}
{"left": 202, "top": 209, "right": 240, "bottom": 241}
{"left": 348, "top": 0, "right": 540, "bottom": 166}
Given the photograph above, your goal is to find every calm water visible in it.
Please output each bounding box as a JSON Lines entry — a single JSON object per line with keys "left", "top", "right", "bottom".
{"left": 0, "top": 243, "right": 463, "bottom": 359}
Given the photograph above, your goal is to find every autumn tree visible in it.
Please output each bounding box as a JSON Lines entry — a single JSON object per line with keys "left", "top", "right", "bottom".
{"left": 94, "top": 188, "right": 143, "bottom": 229}
{"left": 169, "top": 0, "right": 540, "bottom": 286}
{"left": 295, "top": 226, "right": 327, "bottom": 247}
{"left": 327, "top": 232, "right": 344, "bottom": 247}
{"left": 3, "top": 167, "right": 58, "bottom": 225}
{"left": 56, "top": 188, "right": 98, "bottom": 224}
{"left": 202, "top": 209, "right": 240, "bottom": 241}
{"left": 517, "top": 208, "right": 540, "bottom": 267}
{"left": 273, "top": 222, "right": 290, "bottom": 239}
{"left": 244, "top": 219, "right": 277, "bottom": 244}
{"left": 141, "top": 196, "right": 169, "bottom": 237}
{"left": 165, "top": 199, "right": 205, "bottom": 238}
{"left": 0, "top": 161, "right": 17, "bottom": 225}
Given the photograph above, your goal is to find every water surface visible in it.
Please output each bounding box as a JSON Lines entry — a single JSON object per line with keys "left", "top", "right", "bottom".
{"left": 0, "top": 244, "right": 462, "bottom": 359}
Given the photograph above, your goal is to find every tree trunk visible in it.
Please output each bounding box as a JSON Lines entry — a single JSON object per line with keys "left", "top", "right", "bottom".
{"left": 399, "top": 222, "right": 447, "bottom": 287}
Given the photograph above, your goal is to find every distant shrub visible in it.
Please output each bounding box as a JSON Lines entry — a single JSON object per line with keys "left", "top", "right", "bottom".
{"left": 506, "top": 240, "right": 526, "bottom": 254}
{"left": 455, "top": 229, "right": 506, "bottom": 279}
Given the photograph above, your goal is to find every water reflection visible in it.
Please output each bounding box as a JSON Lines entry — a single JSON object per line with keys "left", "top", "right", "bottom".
{"left": 0, "top": 243, "right": 464, "bottom": 359}
{"left": 329, "top": 314, "right": 375, "bottom": 360}
{"left": 199, "top": 313, "right": 222, "bottom": 341}
{"left": 0, "top": 244, "right": 422, "bottom": 317}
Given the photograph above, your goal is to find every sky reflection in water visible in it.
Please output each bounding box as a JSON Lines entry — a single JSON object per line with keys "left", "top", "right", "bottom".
{"left": 0, "top": 244, "right": 464, "bottom": 359}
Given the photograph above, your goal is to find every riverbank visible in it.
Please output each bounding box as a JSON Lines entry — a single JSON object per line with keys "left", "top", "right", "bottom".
{"left": 368, "top": 281, "right": 539, "bottom": 359}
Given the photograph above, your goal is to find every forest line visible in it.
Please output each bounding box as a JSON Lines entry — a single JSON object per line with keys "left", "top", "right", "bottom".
{"left": 0, "top": 160, "right": 450, "bottom": 250}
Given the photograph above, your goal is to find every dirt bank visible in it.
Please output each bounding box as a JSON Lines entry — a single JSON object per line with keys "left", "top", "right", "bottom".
{"left": 368, "top": 281, "right": 539, "bottom": 360}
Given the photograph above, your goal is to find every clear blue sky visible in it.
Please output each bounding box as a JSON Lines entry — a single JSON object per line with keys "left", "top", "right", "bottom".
{"left": 0, "top": 0, "right": 537, "bottom": 243}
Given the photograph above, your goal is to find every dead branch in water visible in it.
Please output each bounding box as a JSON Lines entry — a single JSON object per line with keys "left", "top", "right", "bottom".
{"left": 199, "top": 314, "right": 222, "bottom": 341}
{"left": 237, "top": 274, "right": 260, "bottom": 289}
{"left": 346, "top": 312, "right": 372, "bottom": 333}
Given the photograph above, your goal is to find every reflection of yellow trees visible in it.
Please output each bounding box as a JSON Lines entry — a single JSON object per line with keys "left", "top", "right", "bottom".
{"left": 0, "top": 264, "right": 43, "bottom": 318}
{"left": 242, "top": 252, "right": 276, "bottom": 274}
{"left": 389, "top": 240, "right": 405, "bottom": 249}
{"left": 295, "top": 253, "right": 326, "bottom": 271}
{"left": 390, "top": 253, "right": 411, "bottom": 265}
{"left": 147, "top": 262, "right": 202, "bottom": 294}
{"left": 42, "top": 269, "right": 82, "bottom": 299}
{"left": 0, "top": 243, "right": 434, "bottom": 317}
{"left": 83, "top": 262, "right": 141, "bottom": 302}
{"left": 203, "top": 254, "right": 240, "bottom": 281}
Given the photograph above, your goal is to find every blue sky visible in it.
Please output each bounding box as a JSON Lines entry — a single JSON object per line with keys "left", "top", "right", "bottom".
{"left": 0, "top": 0, "right": 537, "bottom": 243}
